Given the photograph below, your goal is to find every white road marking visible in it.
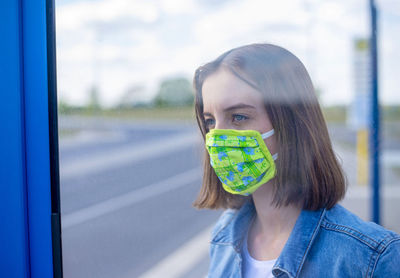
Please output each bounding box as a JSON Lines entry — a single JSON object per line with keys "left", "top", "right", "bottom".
{"left": 62, "top": 167, "right": 201, "bottom": 229}
{"left": 60, "top": 131, "right": 200, "bottom": 179}
{"left": 60, "top": 130, "right": 128, "bottom": 149}
{"left": 137, "top": 226, "right": 212, "bottom": 278}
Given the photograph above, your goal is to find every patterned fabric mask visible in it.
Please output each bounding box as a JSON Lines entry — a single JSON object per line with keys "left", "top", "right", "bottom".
{"left": 205, "top": 129, "right": 277, "bottom": 195}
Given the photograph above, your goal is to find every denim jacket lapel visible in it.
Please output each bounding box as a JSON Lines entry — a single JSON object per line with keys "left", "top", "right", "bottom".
{"left": 211, "top": 200, "right": 256, "bottom": 252}
{"left": 273, "top": 207, "right": 327, "bottom": 278}
{"left": 210, "top": 200, "right": 255, "bottom": 278}
{"left": 211, "top": 200, "right": 327, "bottom": 278}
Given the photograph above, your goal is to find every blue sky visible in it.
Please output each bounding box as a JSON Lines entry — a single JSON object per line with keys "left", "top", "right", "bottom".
{"left": 55, "top": 0, "right": 400, "bottom": 107}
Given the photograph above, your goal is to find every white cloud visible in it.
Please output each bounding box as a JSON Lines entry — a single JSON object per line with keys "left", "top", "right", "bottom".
{"left": 160, "top": 0, "right": 200, "bottom": 15}
{"left": 57, "top": 0, "right": 160, "bottom": 31}
{"left": 55, "top": 0, "right": 400, "bottom": 107}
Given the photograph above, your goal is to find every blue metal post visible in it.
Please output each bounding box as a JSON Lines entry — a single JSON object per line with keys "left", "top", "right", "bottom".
{"left": 369, "top": 0, "right": 380, "bottom": 224}
{"left": 0, "top": 1, "right": 57, "bottom": 277}
{"left": 0, "top": 1, "right": 31, "bottom": 276}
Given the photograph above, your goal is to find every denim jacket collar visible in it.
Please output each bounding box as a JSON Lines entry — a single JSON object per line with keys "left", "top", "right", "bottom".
{"left": 211, "top": 200, "right": 255, "bottom": 253}
{"left": 211, "top": 200, "right": 327, "bottom": 278}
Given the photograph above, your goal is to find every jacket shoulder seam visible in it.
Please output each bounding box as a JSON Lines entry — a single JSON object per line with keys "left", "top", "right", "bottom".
{"left": 370, "top": 237, "right": 400, "bottom": 276}
{"left": 321, "top": 221, "right": 382, "bottom": 250}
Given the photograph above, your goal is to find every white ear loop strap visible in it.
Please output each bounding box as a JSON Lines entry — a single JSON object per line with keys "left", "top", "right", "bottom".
{"left": 261, "top": 129, "right": 278, "bottom": 160}
{"left": 261, "top": 129, "right": 275, "bottom": 139}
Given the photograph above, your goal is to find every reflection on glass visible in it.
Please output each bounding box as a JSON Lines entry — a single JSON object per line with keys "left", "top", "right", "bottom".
{"left": 56, "top": 0, "right": 399, "bottom": 277}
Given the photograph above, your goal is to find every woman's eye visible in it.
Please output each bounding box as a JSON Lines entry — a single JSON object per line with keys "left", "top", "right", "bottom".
{"left": 233, "top": 114, "right": 248, "bottom": 122}
{"left": 205, "top": 118, "right": 215, "bottom": 127}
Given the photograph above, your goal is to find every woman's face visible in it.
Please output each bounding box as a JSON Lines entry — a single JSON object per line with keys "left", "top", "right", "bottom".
{"left": 202, "top": 68, "right": 277, "bottom": 155}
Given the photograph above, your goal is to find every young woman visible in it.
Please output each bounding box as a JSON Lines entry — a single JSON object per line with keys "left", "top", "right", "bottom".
{"left": 192, "top": 43, "right": 399, "bottom": 278}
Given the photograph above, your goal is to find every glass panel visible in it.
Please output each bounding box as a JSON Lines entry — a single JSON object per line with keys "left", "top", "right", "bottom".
{"left": 56, "top": 1, "right": 399, "bottom": 277}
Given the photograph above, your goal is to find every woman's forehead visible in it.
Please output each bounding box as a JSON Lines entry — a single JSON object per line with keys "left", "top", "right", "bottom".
{"left": 202, "top": 69, "right": 263, "bottom": 112}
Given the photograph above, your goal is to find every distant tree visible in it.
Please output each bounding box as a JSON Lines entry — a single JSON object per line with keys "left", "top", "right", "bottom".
{"left": 117, "top": 85, "right": 147, "bottom": 108}
{"left": 154, "top": 77, "right": 194, "bottom": 107}
{"left": 87, "top": 85, "right": 101, "bottom": 111}
{"left": 315, "top": 86, "right": 323, "bottom": 101}
{"left": 58, "top": 98, "right": 73, "bottom": 114}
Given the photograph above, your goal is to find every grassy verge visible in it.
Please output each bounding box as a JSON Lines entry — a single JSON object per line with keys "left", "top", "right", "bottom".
{"left": 59, "top": 106, "right": 348, "bottom": 122}
{"left": 58, "top": 105, "right": 400, "bottom": 128}
{"left": 321, "top": 106, "right": 347, "bottom": 123}
{"left": 60, "top": 106, "right": 196, "bottom": 122}
{"left": 58, "top": 128, "right": 80, "bottom": 138}
{"left": 392, "top": 167, "right": 400, "bottom": 178}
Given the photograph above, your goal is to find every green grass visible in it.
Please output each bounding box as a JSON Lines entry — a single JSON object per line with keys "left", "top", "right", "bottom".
{"left": 61, "top": 105, "right": 346, "bottom": 122}
{"left": 104, "top": 106, "right": 195, "bottom": 121}
{"left": 321, "top": 106, "right": 347, "bottom": 123}
{"left": 59, "top": 104, "right": 400, "bottom": 124}
{"left": 321, "top": 105, "right": 400, "bottom": 124}
{"left": 58, "top": 128, "right": 80, "bottom": 138}
{"left": 60, "top": 106, "right": 196, "bottom": 122}
{"left": 393, "top": 167, "right": 400, "bottom": 178}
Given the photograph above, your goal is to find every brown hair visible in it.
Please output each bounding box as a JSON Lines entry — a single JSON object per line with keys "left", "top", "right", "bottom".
{"left": 193, "top": 43, "right": 346, "bottom": 210}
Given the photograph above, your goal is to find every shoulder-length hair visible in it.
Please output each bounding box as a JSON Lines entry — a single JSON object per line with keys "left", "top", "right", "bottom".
{"left": 193, "top": 43, "right": 346, "bottom": 210}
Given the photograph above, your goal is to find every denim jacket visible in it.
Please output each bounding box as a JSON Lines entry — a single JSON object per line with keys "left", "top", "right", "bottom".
{"left": 207, "top": 200, "right": 400, "bottom": 278}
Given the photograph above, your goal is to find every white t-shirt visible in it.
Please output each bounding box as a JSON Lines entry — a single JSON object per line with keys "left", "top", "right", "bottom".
{"left": 241, "top": 231, "right": 277, "bottom": 278}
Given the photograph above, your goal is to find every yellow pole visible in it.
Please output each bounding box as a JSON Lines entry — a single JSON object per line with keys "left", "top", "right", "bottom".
{"left": 357, "top": 129, "right": 369, "bottom": 185}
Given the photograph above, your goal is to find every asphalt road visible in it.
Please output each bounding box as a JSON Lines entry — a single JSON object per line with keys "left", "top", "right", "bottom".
{"left": 58, "top": 116, "right": 400, "bottom": 278}
{"left": 59, "top": 118, "right": 221, "bottom": 278}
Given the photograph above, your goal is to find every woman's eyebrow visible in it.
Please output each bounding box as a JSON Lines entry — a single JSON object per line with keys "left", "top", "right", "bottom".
{"left": 223, "top": 103, "right": 256, "bottom": 112}
{"left": 203, "top": 103, "right": 256, "bottom": 117}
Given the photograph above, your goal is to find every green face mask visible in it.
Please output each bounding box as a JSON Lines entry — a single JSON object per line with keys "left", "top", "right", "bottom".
{"left": 205, "top": 129, "right": 277, "bottom": 196}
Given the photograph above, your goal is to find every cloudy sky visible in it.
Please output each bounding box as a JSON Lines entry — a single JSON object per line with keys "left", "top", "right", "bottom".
{"left": 56, "top": 0, "right": 400, "bottom": 107}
